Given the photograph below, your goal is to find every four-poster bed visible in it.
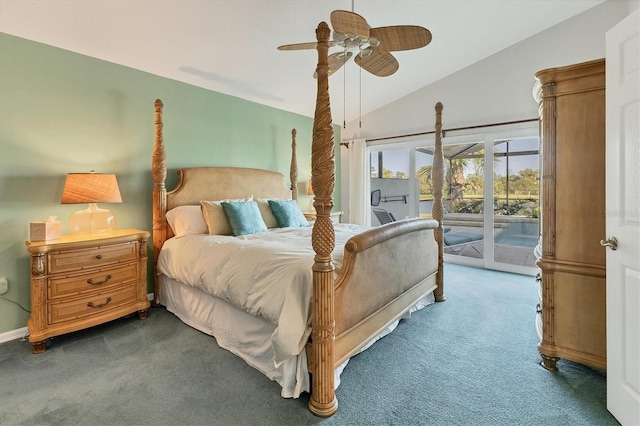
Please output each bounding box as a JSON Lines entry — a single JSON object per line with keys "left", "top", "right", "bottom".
{"left": 150, "top": 21, "right": 445, "bottom": 417}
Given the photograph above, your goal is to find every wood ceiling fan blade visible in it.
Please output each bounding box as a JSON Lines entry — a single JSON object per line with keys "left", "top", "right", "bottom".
{"left": 277, "top": 42, "right": 318, "bottom": 51}
{"left": 328, "top": 51, "right": 353, "bottom": 75}
{"left": 330, "top": 10, "right": 369, "bottom": 39}
{"left": 370, "top": 26, "right": 432, "bottom": 52}
{"left": 354, "top": 50, "right": 399, "bottom": 77}
{"left": 313, "top": 51, "right": 353, "bottom": 78}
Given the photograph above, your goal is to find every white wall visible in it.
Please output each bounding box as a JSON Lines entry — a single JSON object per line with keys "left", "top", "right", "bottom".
{"left": 340, "top": 0, "right": 632, "bottom": 222}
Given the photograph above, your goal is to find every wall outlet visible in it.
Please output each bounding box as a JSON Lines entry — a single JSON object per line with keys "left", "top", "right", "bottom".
{"left": 0, "top": 277, "right": 8, "bottom": 295}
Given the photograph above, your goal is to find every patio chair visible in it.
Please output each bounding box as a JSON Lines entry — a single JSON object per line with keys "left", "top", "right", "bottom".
{"left": 373, "top": 208, "right": 396, "bottom": 225}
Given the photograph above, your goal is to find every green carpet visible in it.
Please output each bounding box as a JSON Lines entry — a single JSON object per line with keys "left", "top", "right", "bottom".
{"left": 0, "top": 264, "right": 618, "bottom": 425}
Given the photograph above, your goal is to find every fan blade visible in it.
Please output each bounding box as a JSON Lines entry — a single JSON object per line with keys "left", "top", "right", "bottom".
{"left": 313, "top": 51, "right": 353, "bottom": 78}
{"left": 354, "top": 50, "right": 399, "bottom": 77}
{"left": 328, "top": 51, "right": 353, "bottom": 74}
{"left": 330, "top": 10, "right": 369, "bottom": 39}
{"left": 370, "top": 26, "right": 432, "bottom": 52}
{"left": 277, "top": 42, "right": 318, "bottom": 51}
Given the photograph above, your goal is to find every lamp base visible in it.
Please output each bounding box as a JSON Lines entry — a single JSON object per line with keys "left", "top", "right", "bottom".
{"left": 68, "top": 203, "right": 117, "bottom": 235}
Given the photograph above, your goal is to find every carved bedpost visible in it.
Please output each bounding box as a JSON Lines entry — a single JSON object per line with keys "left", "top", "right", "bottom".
{"left": 290, "top": 128, "right": 298, "bottom": 200}
{"left": 152, "top": 99, "right": 167, "bottom": 307}
{"left": 309, "top": 21, "right": 338, "bottom": 417}
{"left": 432, "top": 102, "right": 446, "bottom": 302}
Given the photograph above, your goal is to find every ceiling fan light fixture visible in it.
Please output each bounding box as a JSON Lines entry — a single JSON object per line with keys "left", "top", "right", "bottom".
{"left": 344, "top": 39, "right": 362, "bottom": 53}
{"left": 333, "top": 31, "right": 347, "bottom": 43}
{"left": 360, "top": 47, "right": 373, "bottom": 58}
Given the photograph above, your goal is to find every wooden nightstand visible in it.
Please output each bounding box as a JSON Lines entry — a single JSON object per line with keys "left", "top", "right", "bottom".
{"left": 304, "top": 211, "right": 342, "bottom": 224}
{"left": 25, "top": 229, "right": 150, "bottom": 353}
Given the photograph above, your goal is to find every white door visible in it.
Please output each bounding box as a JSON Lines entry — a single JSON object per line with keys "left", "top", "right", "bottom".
{"left": 605, "top": 8, "right": 640, "bottom": 426}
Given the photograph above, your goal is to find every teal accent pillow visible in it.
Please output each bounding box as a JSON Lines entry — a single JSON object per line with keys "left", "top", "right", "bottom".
{"left": 221, "top": 201, "right": 268, "bottom": 236}
{"left": 268, "top": 199, "right": 310, "bottom": 228}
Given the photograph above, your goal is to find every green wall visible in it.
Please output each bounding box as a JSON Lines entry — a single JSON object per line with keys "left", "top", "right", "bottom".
{"left": 0, "top": 33, "right": 341, "bottom": 334}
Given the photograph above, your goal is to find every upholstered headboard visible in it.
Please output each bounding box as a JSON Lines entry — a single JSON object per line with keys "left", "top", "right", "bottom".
{"left": 166, "top": 167, "right": 293, "bottom": 210}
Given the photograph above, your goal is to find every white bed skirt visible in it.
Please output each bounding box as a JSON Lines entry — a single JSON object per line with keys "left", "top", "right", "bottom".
{"left": 158, "top": 275, "right": 434, "bottom": 398}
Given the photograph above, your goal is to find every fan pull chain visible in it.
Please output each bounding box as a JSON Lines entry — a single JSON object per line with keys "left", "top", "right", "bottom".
{"left": 343, "top": 52, "right": 346, "bottom": 129}
{"left": 359, "top": 64, "right": 362, "bottom": 128}
{"left": 343, "top": 48, "right": 347, "bottom": 129}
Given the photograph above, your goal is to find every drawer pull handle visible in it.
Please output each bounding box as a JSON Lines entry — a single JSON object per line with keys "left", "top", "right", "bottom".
{"left": 536, "top": 303, "right": 542, "bottom": 314}
{"left": 87, "top": 297, "right": 112, "bottom": 309}
{"left": 86, "top": 275, "right": 112, "bottom": 286}
{"left": 96, "top": 254, "right": 103, "bottom": 260}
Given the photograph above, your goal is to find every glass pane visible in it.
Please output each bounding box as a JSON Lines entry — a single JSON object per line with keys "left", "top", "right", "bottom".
{"left": 370, "top": 149, "right": 412, "bottom": 225}
{"left": 441, "top": 141, "right": 485, "bottom": 261}
{"left": 416, "top": 148, "right": 434, "bottom": 218}
{"left": 492, "top": 138, "right": 540, "bottom": 267}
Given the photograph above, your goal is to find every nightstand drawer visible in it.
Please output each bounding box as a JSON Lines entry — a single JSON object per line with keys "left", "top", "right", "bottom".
{"left": 48, "top": 241, "right": 139, "bottom": 274}
{"left": 48, "top": 262, "right": 140, "bottom": 299}
{"left": 48, "top": 284, "right": 139, "bottom": 325}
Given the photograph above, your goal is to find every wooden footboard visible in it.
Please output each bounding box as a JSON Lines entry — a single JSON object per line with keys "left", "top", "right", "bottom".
{"left": 333, "top": 218, "right": 439, "bottom": 364}
{"left": 305, "top": 218, "right": 439, "bottom": 372}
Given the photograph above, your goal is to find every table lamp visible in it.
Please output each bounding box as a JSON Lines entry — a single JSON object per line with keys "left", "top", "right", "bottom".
{"left": 61, "top": 171, "right": 122, "bottom": 234}
{"left": 307, "top": 179, "right": 314, "bottom": 211}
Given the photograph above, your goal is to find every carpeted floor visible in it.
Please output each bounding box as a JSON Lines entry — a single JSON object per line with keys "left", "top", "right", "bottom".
{"left": 0, "top": 264, "right": 619, "bottom": 425}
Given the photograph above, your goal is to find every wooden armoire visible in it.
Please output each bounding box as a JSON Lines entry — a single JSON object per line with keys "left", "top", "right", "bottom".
{"left": 533, "top": 58, "right": 606, "bottom": 371}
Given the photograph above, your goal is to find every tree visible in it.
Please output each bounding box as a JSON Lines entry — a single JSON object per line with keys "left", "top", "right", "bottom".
{"left": 417, "top": 165, "right": 433, "bottom": 196}
{"left": 463, "top": 174, "right": 483, "bottom": 195}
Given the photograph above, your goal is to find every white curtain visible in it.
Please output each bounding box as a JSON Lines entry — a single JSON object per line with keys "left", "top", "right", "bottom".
{"left": 347, "top": 138, "right": 371, "bottom": 226}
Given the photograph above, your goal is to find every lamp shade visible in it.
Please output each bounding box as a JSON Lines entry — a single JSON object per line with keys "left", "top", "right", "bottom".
{"left": 61, "top": 172, "right": 122, "bottom": 234}
{"left": 307, "top": 180, "right": 314, "bottom": 196}
{"left": 61, "top": 173, "right": 122, "bottom": 204}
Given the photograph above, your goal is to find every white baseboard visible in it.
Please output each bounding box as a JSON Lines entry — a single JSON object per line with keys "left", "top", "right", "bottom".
{"left": 0, "top": 327, "right": 28, "bottom": 344}
{"left": 0, "top": 293, "right": 155, "bottom": 345}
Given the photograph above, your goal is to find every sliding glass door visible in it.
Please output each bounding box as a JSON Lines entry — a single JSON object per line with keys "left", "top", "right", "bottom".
{"left": 367, "top": 127, "right": 539, "bottom": 275}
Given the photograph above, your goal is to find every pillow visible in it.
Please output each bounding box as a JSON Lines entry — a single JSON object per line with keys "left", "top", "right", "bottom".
{"left": 221, "top": 200, "right": 268, "bottom": 236}
{"left": 268, "top": 199, "right": 310, "bottom": 228}
{"left": 165, "top": 205, "right": 208, "bottom": 237}
{"left": 200, "top": 201, "right": 233, "bottom": 235}
{"left": 255, "top": 198, "right": 280, "bottom": 228}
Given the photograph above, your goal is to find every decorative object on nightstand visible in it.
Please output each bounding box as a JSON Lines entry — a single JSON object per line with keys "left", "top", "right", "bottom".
{"left": 25, "top": 229, "right": 150, "bottom": 353}
{"left": 29, "top": 216, "right": 62, "bottom": 242}
{"left": 61, "top": 171, "right": 122, "bottom": 234}
{"left": 304, "top": 210, "right": 342, "bottom": 225}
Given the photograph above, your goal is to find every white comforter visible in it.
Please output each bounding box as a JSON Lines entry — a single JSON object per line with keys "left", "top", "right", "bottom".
{"left": 157, "top": 224, "right": 367, "bottom": 364}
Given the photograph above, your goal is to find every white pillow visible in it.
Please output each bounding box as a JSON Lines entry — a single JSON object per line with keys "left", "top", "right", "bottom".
{"left": 255, "top": 198, "right": 280, "bottom": 228}
{"left": 165, "top": 205, "right": 208, "bottom": 237}
{"left": 200, "top": 198, "right": 247, "bottom": 235}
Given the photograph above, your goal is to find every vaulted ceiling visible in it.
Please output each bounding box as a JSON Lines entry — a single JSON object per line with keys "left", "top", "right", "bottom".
{"left": 0, "top": 0, "right": 605, "bottom": 124}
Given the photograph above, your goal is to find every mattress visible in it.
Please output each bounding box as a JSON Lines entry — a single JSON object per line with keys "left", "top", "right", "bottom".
{"left": 157, "top": 225, "right": 367, "bottom": 363}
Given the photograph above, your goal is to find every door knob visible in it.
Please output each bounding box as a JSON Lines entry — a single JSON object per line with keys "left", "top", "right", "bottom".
{"left": 600, "top": 236, "right": 618, "bottom": 250}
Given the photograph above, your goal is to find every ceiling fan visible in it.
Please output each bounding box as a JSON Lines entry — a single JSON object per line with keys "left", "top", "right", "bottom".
{"left": 277, "top": 9, "right": 432, "bottom": 77}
